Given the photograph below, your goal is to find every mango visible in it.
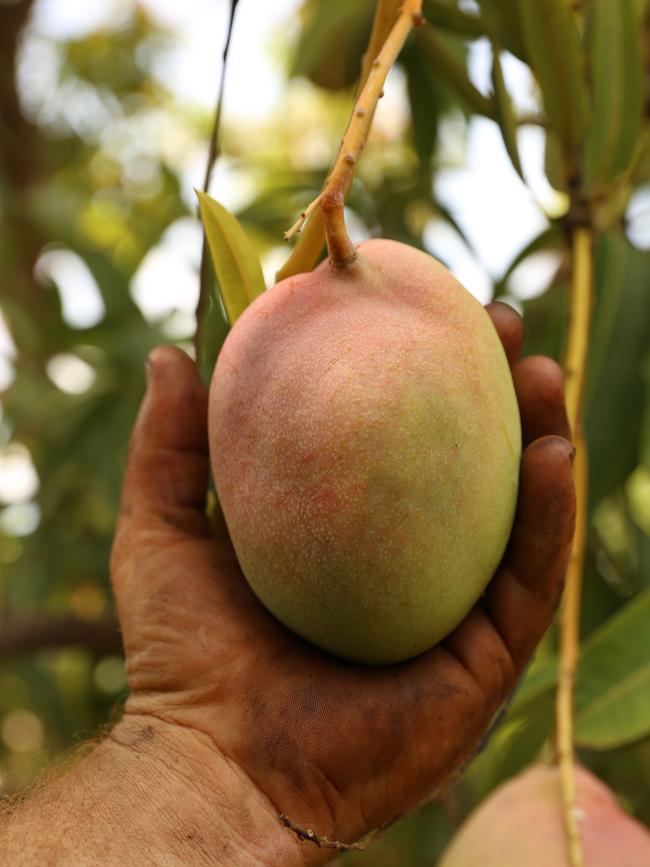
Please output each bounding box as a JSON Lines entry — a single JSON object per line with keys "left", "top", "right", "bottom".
{"left": 438, "top": 763, "right": 650, "bottom": 867}
{"left": 208, "top": 239, "right": 520, "bottom": 663}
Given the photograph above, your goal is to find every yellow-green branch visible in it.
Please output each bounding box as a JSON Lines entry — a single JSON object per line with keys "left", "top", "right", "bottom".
{"left": 359, "top": 0, "right": 405, "bottom": 88}
{"left": 555, "top": 226, "right": 593, "bottom": 867}
{"left": 564, "top": 229, "right": 592, "bottom": 431}
{"left": 283, "top": 0, "right": 424, "bottom": 267}
{"left": 276, "top": 0, "right": 404, "bottom": 282}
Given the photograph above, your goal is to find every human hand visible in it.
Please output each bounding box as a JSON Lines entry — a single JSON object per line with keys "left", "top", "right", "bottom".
{"left": 110, "top": 302, "right": 575, "bottom": 862}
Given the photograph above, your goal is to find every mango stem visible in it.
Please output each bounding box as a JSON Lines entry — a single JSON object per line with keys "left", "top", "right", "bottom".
{"left": 276, "top": 0, "right": 404, "bottom": 282}
{"left": 283, "top": 0, "right": 424, "bottom": 268}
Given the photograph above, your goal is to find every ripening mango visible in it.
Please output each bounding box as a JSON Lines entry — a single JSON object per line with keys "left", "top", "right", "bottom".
{"left": 209, "top": 239, "right": 521, "bottom": 664}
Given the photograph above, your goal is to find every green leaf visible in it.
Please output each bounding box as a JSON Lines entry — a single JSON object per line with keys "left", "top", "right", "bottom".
{"left": 195, "top": 256, "right": 231, "bottom": 387}
{"left": 402, "top": 40, "right": 447, "bottom": 170}
{"left": 585, "top": 230, "right": 628, "bottom": 403}
{"left": 585, "top": 0, "right": 645, "bottom": 188}
{"left": 466, "top": 687, "right": 555, "bottom": 801}
{"left": 640, "top": 352, "right": 650, "bottom": 471}
{"left": 196, "top": 190, "right": 266, "bottom": 325}
{"left": 518, "top": 0, "right": 588, "bottom": 164}
{"left": 580, "top": 547, "right": 633, "bottom": 638}
{"left": 422, "top": 0, "right": 485, "bottom": 38}
{"left": 416, "top": 28, "right": 496, "bottom": 119}
{"left": 491, "top": 47, "right": 523, "bottom": 180}
{"left": 511, "top": 657, "right": 557, "bottom": 710}
{"left": 586, "top": 239, "right": 650, "bottom": 506}
{"left": 291, "top": 0, "right": 374, "bottom": 90}
{"left": 521, "top": 275, "right": 570, "bottom": 362}
{"left": 477, "top": 0, "right": 527, "bottom": 60}
{"left": 632, "top": 521, "right": 650, "bottom": 594}
{"left": 501, "top": 589, "right": 650, "bottom": 752}
{"left": 545, "top": 129, "right": 570, "bottom": 193}
{"left": 575, "top": 589, "right": 650, "bottom": 749}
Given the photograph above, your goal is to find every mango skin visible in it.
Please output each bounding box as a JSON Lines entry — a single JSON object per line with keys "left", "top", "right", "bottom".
{"left": 438, "top": 764, "right": 650, "bottom": 867}
{"left": 209, "top": 239, "right": 521, "bottom": 664}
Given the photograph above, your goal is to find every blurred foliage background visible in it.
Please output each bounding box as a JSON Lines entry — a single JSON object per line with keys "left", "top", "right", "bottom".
{"left": 0, "top": 0, "right": 649, "bottom": 862}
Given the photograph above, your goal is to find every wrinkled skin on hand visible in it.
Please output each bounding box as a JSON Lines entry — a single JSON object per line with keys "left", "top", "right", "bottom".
{"left": 110, "top": 302, "right": 575, "bottom": 854}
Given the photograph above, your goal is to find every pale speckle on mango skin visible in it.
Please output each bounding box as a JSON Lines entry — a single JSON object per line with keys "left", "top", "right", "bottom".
{"left": 209, "top": 239, "right": 522, "bottom": 665}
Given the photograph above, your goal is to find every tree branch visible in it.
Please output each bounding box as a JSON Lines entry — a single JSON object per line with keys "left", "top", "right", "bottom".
{"left": 0, "top": 615, "right": 122, "bottom": 660}
{"left": 194, "top": 0, "right": 241, "bottom": 364}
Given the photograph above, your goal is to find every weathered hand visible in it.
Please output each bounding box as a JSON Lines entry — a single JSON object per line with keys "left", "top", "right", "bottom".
{"left": 110, "top": 302, "right": 575, "bottom": 861}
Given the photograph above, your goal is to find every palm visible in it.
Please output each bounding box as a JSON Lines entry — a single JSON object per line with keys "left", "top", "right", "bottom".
{"left": 111, "top": 303, "right": 575, "bottom": 847}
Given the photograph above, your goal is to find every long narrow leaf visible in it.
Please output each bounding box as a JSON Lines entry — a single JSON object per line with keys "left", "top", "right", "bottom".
{"left": 507, "top": 589, "right": 650, "bottom": 750}
{"left": 291, "top": 0, "right": 375, "bottom": 90}
{"left": 491, "top": 47, "right": 523, "bottom": 180}
{"left": 197, "top": 190, "right": 266, "bottom": 325}
{"left": 518, "top": 0, "right": 588, "bottom": 165}
{"left": 196, "top": 261, "right": 230, "bottom": 387}
{"left": 403, "top": 47, "right": 439, "bottom": 170}
{"left": 477, "top": 0, "right": 527, "bottom": 60}
{"left": 586, "top": 239, "right": 650, "bottom": 506}
{"left": 276, "top": 208, "right": 325, "bottom": 283}
{"left": 416, "top": 28, "right": 496, "bottom": 119}
{"left": 586, "top": 0, "right": 645, "bottom": 188}
{"left": 575, "top": 590, "right": 650, "bottom": 749}
{"left": 545, "top": 129, "right": 570, "bottom": 192}
{"left": 422, "top": 0, "right": 485, "bottom": 38}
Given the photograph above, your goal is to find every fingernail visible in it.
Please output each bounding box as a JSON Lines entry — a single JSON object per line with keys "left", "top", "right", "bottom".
{"left": 145, "top": 353, "right": 156, "bottom": 384}
{"left": 146, "top": 347, "right": 170, "bottom": 384}
{"left": 145, "top": 348, "right": 167, "bottom": 385}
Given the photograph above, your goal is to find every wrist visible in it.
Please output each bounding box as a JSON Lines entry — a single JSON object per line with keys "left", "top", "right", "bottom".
{"left": 110, "top": 713, "right": 308, "bottom": 867}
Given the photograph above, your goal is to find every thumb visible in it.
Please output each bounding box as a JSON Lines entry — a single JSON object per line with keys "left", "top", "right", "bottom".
{"left": 116, "top": 346, "right": 211, "bottom": 538}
